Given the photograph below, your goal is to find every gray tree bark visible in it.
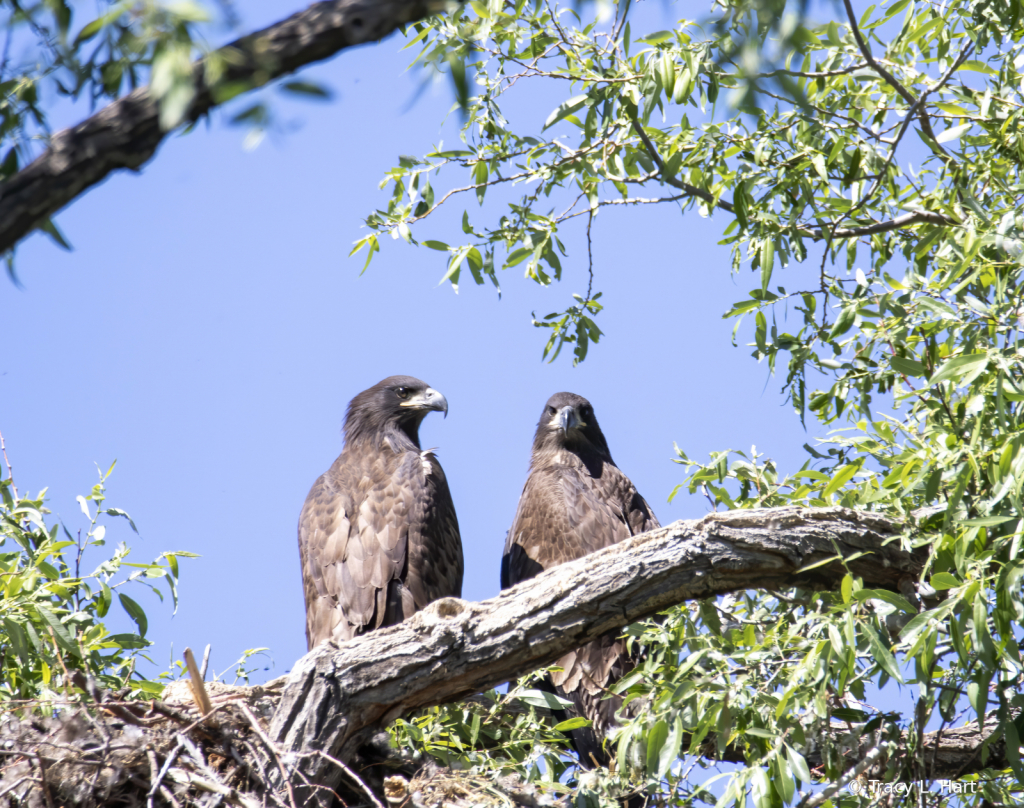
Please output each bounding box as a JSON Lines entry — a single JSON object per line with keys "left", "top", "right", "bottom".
{"left": 3, "top": 506, "right": 1015, "bottom": 808}
{"left": 268, "top": 506, "right": 923, "bottom": 800}
{"left": 0, "top": 0, "right": 444, "bottom": 256}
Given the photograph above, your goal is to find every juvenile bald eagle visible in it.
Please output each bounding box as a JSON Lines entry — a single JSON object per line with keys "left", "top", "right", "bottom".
{"left": 502, "top": 392, "right": 660, "bottom": 768}
{"left": 298, "top": 376, "right": 463, "bottom": 650}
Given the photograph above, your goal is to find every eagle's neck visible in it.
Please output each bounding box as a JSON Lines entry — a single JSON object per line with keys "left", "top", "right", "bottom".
{"left": 533, "top": 444, "right": 610, "bottom": 479}
{"left": 345, "top": 419, "right": 422, "bottom": 455}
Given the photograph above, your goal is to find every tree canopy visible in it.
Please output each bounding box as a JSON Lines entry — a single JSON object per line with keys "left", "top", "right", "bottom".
{"left": 2, "top": 0, "right": 1024, "bottom": 806}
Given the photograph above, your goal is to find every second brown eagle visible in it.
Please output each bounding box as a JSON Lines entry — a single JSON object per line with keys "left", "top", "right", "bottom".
{"left": 502, "top": 391, "right": 660, "bottom": 767}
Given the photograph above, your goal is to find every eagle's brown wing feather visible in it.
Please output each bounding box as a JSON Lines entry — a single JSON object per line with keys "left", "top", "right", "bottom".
{"left": 504, "top": 455, "right": 659, "bottom": 767}
{"left": 299, "top": 448, "right": 462, "bottom": 649}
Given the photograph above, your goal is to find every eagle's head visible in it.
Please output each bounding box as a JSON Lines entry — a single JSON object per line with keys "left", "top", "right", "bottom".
{"left": 533, "top": 391, "right": 612, "bottom": 460}
{"left": 344, "top": 375, "right": 448, "bottom": 449}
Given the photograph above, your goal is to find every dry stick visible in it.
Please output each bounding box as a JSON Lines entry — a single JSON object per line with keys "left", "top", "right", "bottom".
{"left": 173, "top": 729, "right": 261, "bottom": 808}
{"left": 184, "top": 646, "right": 216, "bottom": 724}
{"left": 165, "top": 767, "right": 259, "bottom": 808}
{"left": 146, "top": 747, "right": 162, "bottom": 808}
{"left": 200, "top": 644, "right": 212, "bottom": 680}
{"left": 311, "top": 749, "right": 387, "bottom": 808}
{"left": 33, "top": 755, "right": 57, "bottom": 808}
{"left": 0, "top": 777, "right": 31, "bottom": 801}
{"left": 176, "top": 702, "right": 232, "bottom": 737}
{"left": 238, "top": 703, "right": 300, "bottom": 808}
{"left": 148, "top": 740, "right": 184, "bottom": 807}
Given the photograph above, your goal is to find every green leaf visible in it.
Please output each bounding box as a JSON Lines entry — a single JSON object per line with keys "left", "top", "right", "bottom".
{"left": 281, "top": 80, "right": 332, "bottom": 99}
{"left": 640, "top": 30, "right": 674, "bottom": 44}
{"left": 864, "top": 621, "right": 903, "bottom": 683}
{"left": 853, "top": 589, "right": 916, "bottom": 614}
{"left": 543, "top": 94, "right": 589, "bottom": 130}
{"left": 929, "top": 352, "right": 988, "bottom": 386}
{"left": 829, "top": 305, "right": 857, "bottom": 340}
{"left": 891, "top": 355, "right": 927, "bottom": 377}
{"left": 40, "top": 219, "right": 72, "bottom": 251}
{"left": 822, "top": 462, "right": 860, "bottom": 498}
{"left": 97, "top": 582, "right": 113, "bottom": 617}
{"left": 935, "top": 123, "right": 972, "bottom": 144}
{"left": 645, "top": 719, "right": 668, "bottom": 777}
{"left": 929, "top": 572, "right": 960, "bottom": 591}
{"left": 750, "top": 767, "right": 772, "bottom": 808}
{"left": 786, "top": 744, "right": 811, "bottom": 782}
{"left": 119, "top": 592, "right": 149, "bottom": 637}
{"left": 36, "top": 603, "right": 81, "bottom": 659}
{"left": 517, "top": 689, "right": 573, "bottom": 709}
{"left": 760, "top": 239, "right": 774, "bottom": 295}
{"left": 957, "top": 60, "right": 997, "bottom": 74}
{"left": 553, "top": 716, "right": 592, "bottom": 731}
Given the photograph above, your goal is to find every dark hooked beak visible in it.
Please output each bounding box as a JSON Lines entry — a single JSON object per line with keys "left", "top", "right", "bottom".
{"left": 401, "top": 387, "right": 449, "bottom": 418}
{"left": 557, "top": 405, "right": 580, "bottom": 433}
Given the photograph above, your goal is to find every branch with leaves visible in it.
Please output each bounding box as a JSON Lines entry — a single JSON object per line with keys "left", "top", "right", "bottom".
{"left": 0, "top": 0, "right": 446, "bottom": 258}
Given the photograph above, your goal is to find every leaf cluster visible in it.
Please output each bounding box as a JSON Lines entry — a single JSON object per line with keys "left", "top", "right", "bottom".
{"left": 0, "top": 463, "right": 195, "bottom": 705}
{"left": 371, "top": 1, "right": 1024, "bottom": 804}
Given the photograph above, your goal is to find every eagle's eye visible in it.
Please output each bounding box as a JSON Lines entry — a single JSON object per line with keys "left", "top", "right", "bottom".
{"left": 396, "top": 387, "right": 411, "bottom": 400}
{"left": 547, "top": 406, "right": 556, "bottom": 415}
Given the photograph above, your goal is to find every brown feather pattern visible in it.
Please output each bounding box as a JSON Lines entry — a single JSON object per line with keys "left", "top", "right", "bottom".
{"left": 502, "top": 392, "right": 659, "bottom": 768}
{"left": 299, "top": 376, "right": 463, "bottom": 649}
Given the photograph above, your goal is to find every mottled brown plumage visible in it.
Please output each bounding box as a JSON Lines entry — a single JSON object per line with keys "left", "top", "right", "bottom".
{"left": 298, "top": 376, "right": 463, "bottom": 650}
{"left": 502, "top": 392, "right": 659, "bottom": 768}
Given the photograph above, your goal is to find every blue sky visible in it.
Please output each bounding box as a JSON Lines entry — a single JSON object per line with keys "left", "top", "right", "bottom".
{"left": 3, "top": 1, "right": 834, "bottom": 682}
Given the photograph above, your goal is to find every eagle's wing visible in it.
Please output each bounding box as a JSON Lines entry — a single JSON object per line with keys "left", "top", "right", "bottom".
{"left": 402, "top": 450, "right": 464, "bottom": 609}
{"left": 504, "top": 459, "right": 657, "bottom": 767}
{"left": 503, "top": 467, "right": 575, "bottom": 587}
{"left": 299, "top": 450, "right": 463, "bottom": 649}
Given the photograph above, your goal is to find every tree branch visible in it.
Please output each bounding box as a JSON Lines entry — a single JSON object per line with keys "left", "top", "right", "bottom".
{"left": 0, "top": 0, "right": 445, "bottom": 256}
{"left": 1, "top": 506, "right": 1016, "bottom": 807}
{"left": 627, "top": 115, "right": 957, "bottom": 239}
{"left": 268, "top": 506, "right": 921, "bottom": 798}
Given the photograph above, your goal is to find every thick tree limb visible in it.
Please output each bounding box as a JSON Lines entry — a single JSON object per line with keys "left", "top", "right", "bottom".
{"left": 268, "top": 506, "right": 923, "bottom": 797}
{"left": 2, "top": 507, "right": 1017, "bottom": 807}
{"left": 0, "top": 0, "right": 444, "bottom": 256}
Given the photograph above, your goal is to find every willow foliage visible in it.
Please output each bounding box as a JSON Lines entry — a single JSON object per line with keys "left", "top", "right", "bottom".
{"left": 366, "top": 0, "right": 1024, "bottom": 805}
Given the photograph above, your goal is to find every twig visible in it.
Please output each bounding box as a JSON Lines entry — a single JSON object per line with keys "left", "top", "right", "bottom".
{"left": 0, "top": 427, "right": 17, "bottom": 498}
{"left": 0, "top": 776, "right": 31, "bottom": 800}
{"left": 34, "top": 755, "right": 57, "bottom": 808}
{"left": 238, "top": 703, "right": 300, "bottom": 808}
{"left": 146, "top": 747, "right": 161, "bottom": 808}
{"left": 148, "top": 739, "right": 184, "bottom": 808}
{"left": 584, "top": 209, "right": 595, "bottom": 303}
{"left": 200, "top": 644, "right": 212, "bottom": 680}
{"left": 165, "top": 768, "right": 260, "bottom": 808}
{"left": 841, "top": 0, "right": 965, "bottom": 164}
{"left": 628, "top": 115, "right": 735, "bottom": 213}
{"left": 796, "top": 741, "right": 886, "bottom": 808}
{"left": 177, "top": 703, "right": 231, "bottom": 736}
{"left": 310, "top": 748, "right": 387, "bottom": 808}
{"left": 756, "top": 61, "right": 868, "bottom": 79}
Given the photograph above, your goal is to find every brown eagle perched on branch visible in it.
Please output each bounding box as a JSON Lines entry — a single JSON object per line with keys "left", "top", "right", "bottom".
{"left": 298, "top": 376, "right": 463, "bottom": 650}
{"left": 502, "top": 392, "right": 660, "bottom": 768}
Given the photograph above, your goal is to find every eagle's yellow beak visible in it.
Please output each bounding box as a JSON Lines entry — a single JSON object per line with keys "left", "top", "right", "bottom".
{"left": 400, "top": 387, "right": 449, "bottom": 418}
